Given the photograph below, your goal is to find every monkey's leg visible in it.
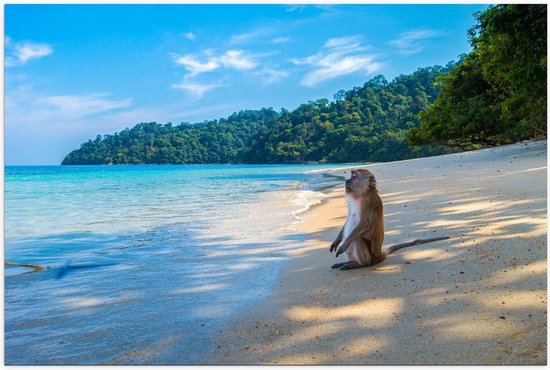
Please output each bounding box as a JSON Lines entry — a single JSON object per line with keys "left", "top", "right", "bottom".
{"left": 340, "top": 262, "right": 365, "bottom": 270}
{"left": 331, "top": 262, "right": 350, "bottom": 269}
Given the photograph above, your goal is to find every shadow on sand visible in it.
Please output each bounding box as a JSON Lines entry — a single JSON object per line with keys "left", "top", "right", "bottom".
{"left": 6, "top": 142, "right": 547, "bottom": 365}
{"left": 202, "top": 142, "right": 547, "bottom": 365}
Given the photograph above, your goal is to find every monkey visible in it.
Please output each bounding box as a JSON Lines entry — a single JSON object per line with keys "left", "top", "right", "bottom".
{"left": 329, "top": 169, "right": 449, "bottom": 270}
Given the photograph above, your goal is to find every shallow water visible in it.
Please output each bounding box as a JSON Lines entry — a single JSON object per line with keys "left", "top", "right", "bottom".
{"left": 4, "top": 164, "right": 344, "bottom": 364}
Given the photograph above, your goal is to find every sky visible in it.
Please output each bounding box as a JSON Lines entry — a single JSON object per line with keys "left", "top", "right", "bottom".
{"left": 5, "top": 4, "right": 489, "bottom": 165}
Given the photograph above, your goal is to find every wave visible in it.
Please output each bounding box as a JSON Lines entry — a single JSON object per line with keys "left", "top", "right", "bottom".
{"left": 290, "top": 189, "right": 328, "bottom": 219}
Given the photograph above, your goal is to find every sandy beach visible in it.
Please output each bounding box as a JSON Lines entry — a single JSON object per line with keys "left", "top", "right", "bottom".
{"left": 207, "top": 140, "right": 547, "bottom": 365}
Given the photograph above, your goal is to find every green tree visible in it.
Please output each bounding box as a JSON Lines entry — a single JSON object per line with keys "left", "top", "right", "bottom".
{"left": 63, "top": 66, "right": 454, "bottom": 165}
{"left": 409, "top": 4, "right": 547, "bottom": 146}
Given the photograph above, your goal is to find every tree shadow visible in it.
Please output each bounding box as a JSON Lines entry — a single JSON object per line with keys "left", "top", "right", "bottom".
{"left": 6, "top": 142, "right": 546, "bottom": 365}
{"left": 4, "top": 217, "right": 319, "bottom": 365}
{"left": 202, "top": 141, "right": 547, "bottom": 365}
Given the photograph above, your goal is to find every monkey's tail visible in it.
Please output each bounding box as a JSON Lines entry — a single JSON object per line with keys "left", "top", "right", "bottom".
{"left": 384, "top": 236, "right": 450, "bottom": 255}
{"left": 5, "top": 261, "right": 46, "bottom": 272}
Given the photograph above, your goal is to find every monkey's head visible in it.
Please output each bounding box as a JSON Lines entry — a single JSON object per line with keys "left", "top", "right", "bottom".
{"left": 345, "top": 169, "right": 377, "bottom": 197}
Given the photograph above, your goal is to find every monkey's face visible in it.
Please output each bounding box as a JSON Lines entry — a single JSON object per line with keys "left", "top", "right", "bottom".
{"left": 345, "top": 169, "right": 375, "bottom": 196}
{"left": 345, "top": 170, "right": 362, "bottom": 195}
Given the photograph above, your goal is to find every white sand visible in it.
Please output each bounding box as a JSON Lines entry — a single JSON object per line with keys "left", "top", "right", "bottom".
{"left": 208, "top": 140, "right": 547, "bottom": 365}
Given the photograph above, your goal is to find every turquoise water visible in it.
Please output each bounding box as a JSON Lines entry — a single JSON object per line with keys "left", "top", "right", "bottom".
{"left": 4, "top": 164, "right": 344, "bottom": 364}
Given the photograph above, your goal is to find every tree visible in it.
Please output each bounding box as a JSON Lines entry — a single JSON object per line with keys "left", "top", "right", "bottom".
{"left": 63, "top": 66, "right": 454, "bottom": 165}
{"left": 409, "top": 4, "right": 547, "bottom": 146}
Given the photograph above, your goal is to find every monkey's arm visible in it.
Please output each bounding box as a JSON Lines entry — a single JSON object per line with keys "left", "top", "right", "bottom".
{"left": 335, "top": 226, "right": 367, "bottom": 258}
{"left": 329, "top": 227, "right": 345, "bottom": 252}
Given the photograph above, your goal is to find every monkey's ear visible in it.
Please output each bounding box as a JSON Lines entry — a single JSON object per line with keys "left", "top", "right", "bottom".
{"left": 368, "top": 174, "right": 377, "bottom": 186}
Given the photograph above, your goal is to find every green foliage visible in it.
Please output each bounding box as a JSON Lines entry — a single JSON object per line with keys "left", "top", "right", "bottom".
{"left": 409, "top": 4, "right": 547, "bottom": 146}
{"left": 62, "top": 109, "right": 279, "bottom": 165}
{"left": 63, "top": 66, "right": 455, "bottom": 165}
{"left": 242, "top": 67, "right": 454, "bottom": 163}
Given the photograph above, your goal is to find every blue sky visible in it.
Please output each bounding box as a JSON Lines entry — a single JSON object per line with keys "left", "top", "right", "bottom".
{"left": 5, "top": 4, "right": 489, "bottom": 165}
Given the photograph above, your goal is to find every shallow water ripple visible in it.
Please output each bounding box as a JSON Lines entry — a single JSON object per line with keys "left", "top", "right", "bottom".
{"left": 5, "top": 164, "right": 343, "bottom": 364}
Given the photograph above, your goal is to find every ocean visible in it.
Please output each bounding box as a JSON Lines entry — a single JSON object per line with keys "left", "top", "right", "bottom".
{"left": 4, "top": 164, "right": 347, "bottom": 364}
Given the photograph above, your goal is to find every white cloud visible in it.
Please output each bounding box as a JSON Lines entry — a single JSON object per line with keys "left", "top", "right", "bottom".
{"left": 255, "top": 68, "right": 290, "bottom": 86}
{"left": 36, "top": 93, "right": 133, "bottom": 119}
{"left": 171, "top": 50, "right": 259, "bottom": 99}
{"left": 229, "top": 25, "right": 298, "bottom": 45}
{"left": 285, "top": 4, "right": 336, "bottom": 13}
{"left": 171, "top": 81, "right": 223, "bottom": 99}
{"left": 219, "top": 50, "right": 257, "bottom": 70}
{"left": 4, "top": 83, "right": 32, "bottom": 111}
{"left": 389, "top": 29, "right": 442, "bottom": 55}
{"left": 293, "top": 35, "right": 381, "bottom": 87}
{"left": 272, "top": 37, "right": 292, "bottom": 44}
{"left": 183, "top": 32, "right": 196, "bottom": 41}
{"left": 324, "top": 35, "right": 363, "bottom": 49}
{"left": 4, "top": 83, "right": 243, "bottom": 164}
{"left": 301, "top": 55, "right": 380, "bottom": 87}
{"left": 6, "top": 89, "right": 133, "bottom": 128}
{"left": 6, "top": 39, "right": 53, "bottom": 67}
{"left": 229, "top": 27, "right": 273, "bottom": 44}
{"left": 175, "top": 54, "right": 220, "bottom": 76}
{"left": 174, "top": 49, "right": 257, "bottom": 77}
{"left": 285, "top": 5, "right": 307, "bottom": 12}
{"left": 5, "top": 57, "right": 17, "bottom": 67}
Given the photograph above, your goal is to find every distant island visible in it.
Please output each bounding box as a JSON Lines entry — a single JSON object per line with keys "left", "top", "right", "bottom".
{"left": 62, "top": 5, "right": 546, "bottom": 165}
{"left": 62, "top": 66, "right": 457, "bottom": 165}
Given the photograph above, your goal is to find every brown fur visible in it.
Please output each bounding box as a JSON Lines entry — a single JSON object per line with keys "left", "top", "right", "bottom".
{"left": 330, "top": 169, "right": 449, "bottom": 270}
{"left": 350, "top": 169, "right": 385, "bottom": 265}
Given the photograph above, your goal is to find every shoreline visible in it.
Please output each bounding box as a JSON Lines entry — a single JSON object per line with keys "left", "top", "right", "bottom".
{"left": 4, "top": 164, "right": 348, "bottom": 365}
{"left": 207, "top": 140, "right": 547, "bottom": 365}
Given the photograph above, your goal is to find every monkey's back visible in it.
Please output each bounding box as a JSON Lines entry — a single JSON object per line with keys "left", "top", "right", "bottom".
{"left": 357, "top": 188, "right": 384, "bottom": 265}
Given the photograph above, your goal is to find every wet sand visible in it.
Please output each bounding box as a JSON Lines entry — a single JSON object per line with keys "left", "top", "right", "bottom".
{"left": 208, "top": 140, "right": 547, "bottom": 365}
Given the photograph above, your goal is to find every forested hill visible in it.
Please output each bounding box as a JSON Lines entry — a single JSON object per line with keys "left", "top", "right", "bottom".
{"left": 63, "top": 4, "right": 546, "bottom": 165}
{"left": 408, "top": 5, "right": 546, "bottom": 146}
{"left": 62, "top": 65, "right": 454, "bottom": 165}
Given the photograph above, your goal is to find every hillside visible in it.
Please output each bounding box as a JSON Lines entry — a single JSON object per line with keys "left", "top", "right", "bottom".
{"left": 62, "top": 5, "right": 547, "bottom": 166}
{"left": 61, "top": 65, "right": 455, "bottom": 165}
